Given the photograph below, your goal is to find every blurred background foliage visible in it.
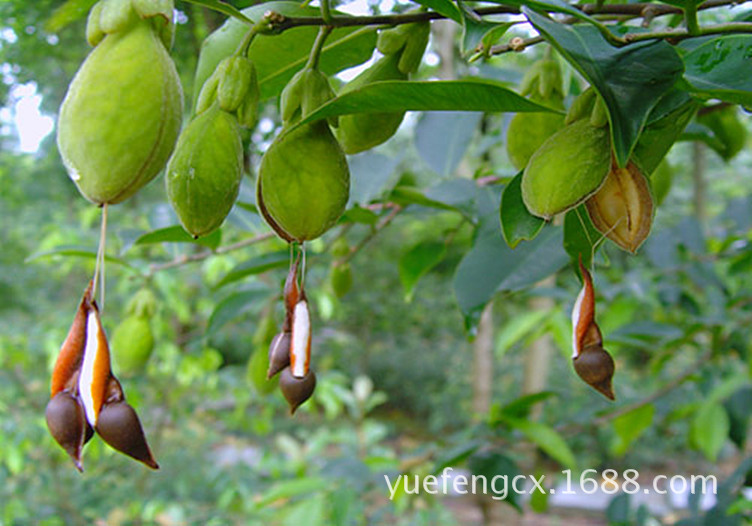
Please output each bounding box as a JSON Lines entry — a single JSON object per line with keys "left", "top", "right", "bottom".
{"left": 1, "top": 0, "right": 751, "bottom": 524}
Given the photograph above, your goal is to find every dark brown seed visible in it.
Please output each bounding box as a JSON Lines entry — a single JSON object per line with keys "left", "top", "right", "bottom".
{"left": 96, "top": 401, "right": 159, "bottom": 469}
{"left": 573, "top": 344, "right": 615, "bottom": 400}
{"left": 45, "top": 391, "right": 88, "bottom": 472}
{"left": 267, "top": 332, "right": 291, "bottom": 379}
{"left": 279, "top": 367, "right": 316, "bottom": 415}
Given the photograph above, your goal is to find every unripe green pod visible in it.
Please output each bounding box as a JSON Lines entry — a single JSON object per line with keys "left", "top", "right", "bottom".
{"left": 166, "top": 105, "right": 243, "bottom": 237}
{"left": 506, "top": 111, "right": 565, "bottom": 171}
{"left": 589, "top": 96, "right": 609, "bottom": 128}
{"left": 397, "top": 22, "right": 430, "bottom": 75}
{"left": 217, "top": 56, "right": 253, "bottom": 113}
{"left": 111, "top": 315, "right": 154, "bottom": 376}
{"left": 99, "top": 0, "right": 139, "bottom": 35}
{"left": 57, "top": 19, "right": 183, "bottom": 204}
{"left": 565, "top": 88, "right": 596, "bottom": 125}
{"left": 330, "top": 262, "right": 353, "bottom": 298}
{"left": 521, "top": 119, "right": 611, "bottom": 219}
{"left": 335, "top": 52, "right": 407, "bottom": 154}
{"left": 258, "top": 121, "right": 350, "bottom": 242}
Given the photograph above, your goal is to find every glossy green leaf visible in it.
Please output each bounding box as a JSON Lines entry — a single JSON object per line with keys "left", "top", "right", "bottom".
{"left": 193, "top": 2, "right": 377, "bottom": 106}
{"left": 215, "top": 251, "right": 289, "bottom": 288}
{"left": 683, "top": 36, "right": 752, "bottom": 106}
{"left": 690, "top": 403, "right": 730, "bottom": 462}
{"left": 207, "top": 286, "right": 271, "bottom": 335}
{"left": 563, "top": 205, "right": 601, "bottom": 270}
{"left": 299, "top": 79, "right": 561, "bottom": 126}
{"left": 611, "top": 404, "right": 654, "bottom": 456}
{"left": 134, "top": 225, "right": 222, "bottom": 250}
{"left": 506, "top": 418, "right": 577, "bottom": 469}
{"left": 454, "top": 225, "right": 568, "bottom": 319}
{"left": 524, "top": 8, "right": 684, "bottom": 167}
{"left": 45, "top": 0, "right": 97, "bottom": 32}
{"left": 399, "top": 241, "right": 447, "bottom": 302}
{"left": 500, "top": 171, "right": 545, "bottom": 248}
{"left": 468, "top": 452, "right": 522, "bottom": 510}
{"left": 494, "top": 310, "right": 549, "bottom": 358}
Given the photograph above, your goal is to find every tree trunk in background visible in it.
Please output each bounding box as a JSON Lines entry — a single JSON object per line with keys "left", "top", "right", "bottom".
{"left": 432, "top": 20, "right": 456, "bottom": 80}
{"left": 521, "top": 277, "right": 555, "bottom": 420}
{"left": 472, "top": 302, "right": 494, "bottom": 418}
{"left": 692, "top": 141, "right": 707, "bottom": 229}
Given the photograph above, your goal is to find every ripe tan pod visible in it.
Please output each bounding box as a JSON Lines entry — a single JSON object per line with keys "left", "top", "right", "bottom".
{"left": 585, "top": 160, "right": 654, "bottom": 253}
{"left": 571, "top": 260, "right": 615, "bottom": 400}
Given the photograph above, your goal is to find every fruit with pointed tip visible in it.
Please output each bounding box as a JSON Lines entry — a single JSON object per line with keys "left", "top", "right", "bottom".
{"left": 96, "top": 401, "right": 159, "bottom": 469}
{"left": 573, "top": 344, "right": 615, "bottom": 400}
{"left": 45, "top": 391, "right": 90, "bottom": 472}
{"left": 279, "top": 367, "right": 316, "bottom": 414}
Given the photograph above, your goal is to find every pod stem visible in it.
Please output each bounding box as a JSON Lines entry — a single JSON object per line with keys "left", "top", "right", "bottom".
{"left": 92, "top": 203, "right": 108, "bottom": 310}
{"left": 305, "top": 26, "right": 333, "bottom": 71}
{"left": 320, "top": 0, "right": 333, "bottom": 26}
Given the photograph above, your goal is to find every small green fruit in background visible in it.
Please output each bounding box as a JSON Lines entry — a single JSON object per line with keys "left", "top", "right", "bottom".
{"left": 111, "top": 315, "right": 154, "bottom": 376}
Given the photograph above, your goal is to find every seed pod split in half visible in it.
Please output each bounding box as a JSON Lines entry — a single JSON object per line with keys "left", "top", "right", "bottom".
{"left": 571, "top": 260, "right": 615, "bottom": 400}
{"left": 585, "top": 160, "right": 654, "bottom": 253}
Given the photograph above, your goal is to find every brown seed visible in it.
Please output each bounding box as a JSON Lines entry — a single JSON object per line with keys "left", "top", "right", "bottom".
{"left": 573, "top": 344, "right": 615, "bottom": 400}
{"left": 45, "top": 391, "right": 90, "bottom": 472}
{"left": 96, "top": 401, "right": 159, "bottom": 469}
{"left": 279, "top": 367, "right": 316, "bottom": 415}
{"left": 267, "top": 331, "right": 291, "bottom": 379}
{"left": 585, "top": 160, "right": 653, "bottom": 253}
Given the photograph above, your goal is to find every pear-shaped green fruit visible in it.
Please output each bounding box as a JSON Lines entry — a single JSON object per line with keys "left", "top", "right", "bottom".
{"left": 330, "top": 263, "right": 353, "bottom": 298}
{"left": 522, "top": 119, "right": 611, "bottom": 219}
{"left": 57, "top": 20, "right": 182, "bottom": 204}
{"left": 166, "top": 105, "right": 243, "bottom": 237}
{"left": 258, "top": 121, "right": 350, "bottom": 242}
{"left": 506, "top": 111, "right": 565, "bottom": 171}
{"left": 335, "top": 53, "right": 407, "bottom": 154}
{"left": 247, "top": 346, "right": 277, "bottom": 394}
{"left": 111, "top": 315, "right": 154, "bottom": 376}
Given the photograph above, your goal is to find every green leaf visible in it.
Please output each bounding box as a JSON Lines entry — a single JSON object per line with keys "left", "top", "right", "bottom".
{"left": 683, "top": 36, "right": 752, "bottom": 106}
{"left": 563, "top": 205, "right": 601, "bottom": 270}
{"left": 500, "top": 171, "right": 545, "bottom": 249}
{"left": 454, "top": 225, "right": 568, "bottom": 320}
{"left": 299, "top": 79, "right": 561, "bottom": 126}
{"left": 490, "top": 391, "right": 555, "bottom": 422}
{"left": 193, "top": 2, "right": 377, "bottom": 106}
{"left": 468, "top": 452, "right": 522, "bottom": 510}
{"left": 399, "top": 241, "right": 447, "bottom": 302}
{"left": 487, "top": 0, "right": 604, "bottom": 27}
{"left": 524, "top": 8, "right": 684, "bottom": 167}
{"left": 506, "top": 418, "right": 577, "bottom": 469}
{"left": 339, "top": 206, "right": 379, "bottom": 225}
{"left": 610, "top": 404, "right": 654, "bottom": 456}
{"left": 133, "top": 226, "right": 222, "bottom": 250}
{"left": 181, "top": 0, "right": 253, "bottom": 24}
{"left": 690, "top": 403, "right": 730, "bottom": 462}
{"left": 215, "top": 251, "right": 290, "bottom": 288}
{"left": 207, "top": 287, "right": 271, "bottom": 335}
{"left": 415, "top": 112, "right": 482, "bottom": 176}
{"left": 461, "top": 18, "right": 513, "bottom": 57}
{"left": 254, "top": 477, "right": 327, "bottom": 509}
{"left": 45, "top": 0, "right": 97, "bottom": 32}
{"left": 410, "top": 0, "right": 461, "bottom": 23}
{"left": 494, "top": 310, "right": 549, "bottom": 358}
{"left": 25, "top": 246, "right": 136, "bottom": 270}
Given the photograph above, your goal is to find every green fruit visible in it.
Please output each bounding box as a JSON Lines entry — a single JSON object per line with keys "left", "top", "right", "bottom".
{"left": 111, "top": 315, "right": 154, "bottom": 376}
{"left": 57, "top": 19, "right": 182, "bottom": 204}
{"left": 522, "top": 119, "right": 611, "bottom": 219}
{"left": 697, "top": 106, "right": 747, "bottom": 161}
{"left": 650, "top": 159, "right": 673, "bottom": 206}
{"left": 330, "top": 263, "right": 353, "bottom": 298}
{"left": 258, "top": 121, "right": 350, "bottom": 242}
{"left": 166, "top": 105, "right": 243, "bottom": 237}
{"left": 506, "top": 111, "right": 565, "bottom": 171}
{"left": 335, "top": 53, "right": 408, "bottom": 154}
{"left": 247, "top": 346, "right": 277, "bottom": 394}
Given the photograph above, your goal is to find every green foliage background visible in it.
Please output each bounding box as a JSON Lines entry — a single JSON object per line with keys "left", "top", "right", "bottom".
{"left": 1, "top": 0, "right": 751, "bottom": 524}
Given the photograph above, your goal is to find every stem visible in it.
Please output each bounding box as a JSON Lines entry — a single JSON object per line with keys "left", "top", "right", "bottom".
{"left": 305, "top": 26, "right": 333, "bottom": 70}
{"left": 684, "top": 3, "right": 700, "bottom": 35}
{"left": 92, "top": 203, "right": 108, "bottom": 310}
{"left": 335, "top": 205, "right": 403, "bottom": 266}
{"left": 320, "top": 0, "right": 333, "bottom": 26}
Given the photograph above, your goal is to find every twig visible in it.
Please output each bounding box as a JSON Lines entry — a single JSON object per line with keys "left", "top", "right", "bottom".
{"left": 336, "top": 205, "right": 403, "bottom": 266}
{"left": 146, "top": 232, "right": 275, "bottom": 275}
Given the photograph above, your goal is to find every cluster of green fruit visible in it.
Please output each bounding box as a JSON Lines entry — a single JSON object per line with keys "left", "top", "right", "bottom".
{"left": 49, "top": 0, "right": 435, "bottom": 465}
